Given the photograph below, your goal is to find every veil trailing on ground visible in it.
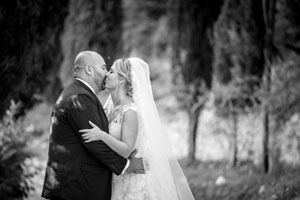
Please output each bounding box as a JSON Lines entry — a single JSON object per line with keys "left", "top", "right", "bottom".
{"left": 128, "top": 57, "right": 195, "bottom": 200}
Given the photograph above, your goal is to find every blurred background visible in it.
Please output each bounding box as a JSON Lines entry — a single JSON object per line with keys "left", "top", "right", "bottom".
{"left": 1, "top": 0, "right": 300, "bottom": 199}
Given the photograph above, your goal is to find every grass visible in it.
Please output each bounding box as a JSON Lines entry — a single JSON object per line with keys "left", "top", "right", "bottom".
{"left": 180, "top": 160, "right": 300, "bottom": 200}
{"left": 26, "top": 159, "right": 300, "bottom": 200}
{"left": 23, "top": 102, "right": 300, "bottom": 200}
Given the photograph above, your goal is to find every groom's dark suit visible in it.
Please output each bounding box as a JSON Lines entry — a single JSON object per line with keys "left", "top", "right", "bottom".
{"left": 42, "top": 79, "right": 127, "bottom": 200}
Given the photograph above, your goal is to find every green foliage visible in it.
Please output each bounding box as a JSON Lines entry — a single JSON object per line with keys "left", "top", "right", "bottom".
{"left": 212, "top": 0, "right": 264, "bottom": 86}
{"left": 171, "top": 0, "right": 223, "bottom": 87}
{"left": 168, "top": 0, "right": 223, "bottom": 111}
{"left": 214, "top": 75, "right": 261, "bottom": 117}
{"left": 268, "top": 57, "right": 300, "bottom": 124}
{"left": 268, "top": 0, "right": 300, "bottom": 124}
{"left": 0, "top": 0, "right": 69, "bottom": 117}
{"left": 122, "top": 0, "right": 168, "bottom": 58}
{"left": 275, "top": 0, "right": 300, "bottom": 53}
{"left": 278, "top": 182, "right": 300, "bottom": 200}
{"left": 0, "top": 101, "right": 39, "bottom": 200}
{"left": 212, "top": 0, "right": 266, "bottom": 120}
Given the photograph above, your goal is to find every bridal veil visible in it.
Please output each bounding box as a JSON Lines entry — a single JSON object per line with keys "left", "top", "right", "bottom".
{"left": 128, "top": 57, "right": 195, "bottom": 200}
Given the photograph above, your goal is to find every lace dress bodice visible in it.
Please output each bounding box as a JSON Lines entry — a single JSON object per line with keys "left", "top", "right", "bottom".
{"left": 108, "top": 103, "right": 153, "bottom": 200}
{"left": 108, "top": 103, "right": 142, "bottom": 151}
{"left": 109, "top": 103, "right": 136, "bottom": 140}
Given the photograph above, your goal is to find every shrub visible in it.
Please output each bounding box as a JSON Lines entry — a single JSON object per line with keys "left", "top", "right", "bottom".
{"left": 0, "top": 101, "right": 39, "bottom": 200}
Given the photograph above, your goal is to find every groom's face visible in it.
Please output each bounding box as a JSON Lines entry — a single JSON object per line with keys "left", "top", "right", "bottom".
{"left": 91, "top": 59, "right": 107, "bottom": 92}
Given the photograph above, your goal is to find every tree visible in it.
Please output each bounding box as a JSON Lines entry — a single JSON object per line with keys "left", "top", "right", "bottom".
{"left": 212, "top": 0, "right": 264, "bottom": 167}
{"left": 60, "top": 0, "right": 123, "bottom": 87}
{"left": 122, "top": 0, "right": 167, "bottom": 58}
{"left": 264, "top": 0, "right": 300, "bottom": 174}
{"left": 216, "top": 75, "right": 260, "bottom": 167}
{"left": 271, "top": 0, "right": 300, "bottom": 122}
{"left": 0, "top": 0, "right": 69, "bottom": 117}
{"left": 0, "top": 101, "right": 40, "bottom": 199}
{"left": 169, "top": 0, "right": 223, "bottom": 162}
{"left": 212, "top": 0, "right": 264, "bottom": 94}
{"left": 260, "top": 0, "right": 278, "bottom": 174}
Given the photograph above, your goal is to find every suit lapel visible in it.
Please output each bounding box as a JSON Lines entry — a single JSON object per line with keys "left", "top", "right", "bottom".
{"left": 73, "top": 80, "right": 109, "bottom": 128}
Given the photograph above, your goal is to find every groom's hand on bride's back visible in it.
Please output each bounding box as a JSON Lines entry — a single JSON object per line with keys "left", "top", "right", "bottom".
{"left": 126, "top": 149, "right": 149, "bottom": 174}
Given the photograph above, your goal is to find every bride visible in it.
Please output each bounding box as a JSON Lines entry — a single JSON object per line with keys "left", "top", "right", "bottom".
{"left": 79, "top": 57, "right": 194, "bottom": 200}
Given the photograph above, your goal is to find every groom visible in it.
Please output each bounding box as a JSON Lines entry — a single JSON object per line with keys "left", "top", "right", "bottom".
{"left": 41, "top": 51, "right": 145, "bottom": 200}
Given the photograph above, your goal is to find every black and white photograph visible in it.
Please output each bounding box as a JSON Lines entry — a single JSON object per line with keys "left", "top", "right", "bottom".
{"left": 1, "top": 0, "right": 300, "bottom": 200}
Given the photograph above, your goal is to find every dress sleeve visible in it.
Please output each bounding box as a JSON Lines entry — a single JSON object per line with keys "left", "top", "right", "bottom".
{"left": 122, "top": 103, "right": 138, "bottom": 113}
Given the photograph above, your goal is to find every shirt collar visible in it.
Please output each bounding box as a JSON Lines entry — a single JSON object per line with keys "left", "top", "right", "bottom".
{"left": 75, "top": 78, "right": 96, "bottom": 94}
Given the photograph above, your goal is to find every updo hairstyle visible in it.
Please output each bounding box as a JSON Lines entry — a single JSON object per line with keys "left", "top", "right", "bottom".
{"left": 113, "top": 58, "right": 133, "bottom": 97}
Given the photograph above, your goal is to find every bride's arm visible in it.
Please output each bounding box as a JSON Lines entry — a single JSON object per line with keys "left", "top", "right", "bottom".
{"left": 79, "top": 110, "right": 138, "bottom": 158}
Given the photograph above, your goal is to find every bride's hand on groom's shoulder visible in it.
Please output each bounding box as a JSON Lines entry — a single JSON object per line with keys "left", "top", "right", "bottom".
{"left": 126, "top": 149, "right": 149, "bottom": 174}
{"left": 79, "top": 121, "right": 106, "bottom": 143}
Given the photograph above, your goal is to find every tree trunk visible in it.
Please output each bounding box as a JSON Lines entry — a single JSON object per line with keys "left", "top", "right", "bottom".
{"left": 187, "top": 107, "right": 201, "bottom": 163}
{"left": 230, "top": 111, "right": 238, "bottom": 167}
{"left": 297, "top": 136, "right": 300, "bottom": 171}
{"left": 261, "top": 0, "right": 277, "bottom": 174}
{"left": 262, "top": 48, "right": 271, "bottom": 174}
{"left": 262, "top": 106, "right": 270, "bottom": 173}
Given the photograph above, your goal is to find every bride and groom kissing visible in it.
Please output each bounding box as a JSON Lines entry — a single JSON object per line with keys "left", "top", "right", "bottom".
{"left": 41, "top": 51, "right": 194, "bottom": 200}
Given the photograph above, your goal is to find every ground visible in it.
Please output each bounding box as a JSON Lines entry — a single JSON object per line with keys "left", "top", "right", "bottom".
{"left": 182, "top": 160, "right": 300, "bottom": 200}
{"left": 24, "top": 103, "right": 300, "bottom": 200}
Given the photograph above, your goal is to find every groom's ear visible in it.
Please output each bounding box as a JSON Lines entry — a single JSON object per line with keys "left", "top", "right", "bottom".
{"left": 85, "top": 65, "right": 93, "bottom": 76}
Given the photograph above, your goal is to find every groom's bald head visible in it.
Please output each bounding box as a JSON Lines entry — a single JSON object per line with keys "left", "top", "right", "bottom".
{"left": 73, "top": 51, "right": 107, "bottom": 92}
{"left": 74, "top": 51, "right": 105, "bottom": 74}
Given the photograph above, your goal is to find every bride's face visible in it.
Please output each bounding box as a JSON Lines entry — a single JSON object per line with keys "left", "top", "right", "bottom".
{"left": 105, "top": 65, "right": 119, "bottom": 90}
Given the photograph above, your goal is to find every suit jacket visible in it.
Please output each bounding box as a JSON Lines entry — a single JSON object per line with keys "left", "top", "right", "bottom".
{"left": 41, "top": 80, "right": 127, "bottom": 200}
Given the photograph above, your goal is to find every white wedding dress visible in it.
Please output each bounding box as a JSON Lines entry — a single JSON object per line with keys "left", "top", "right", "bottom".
{"left": 108, "top": 103, "right": 156, "bottom": 200}
{"left": 103, "top": 58, "right": 195, "bottom": 200}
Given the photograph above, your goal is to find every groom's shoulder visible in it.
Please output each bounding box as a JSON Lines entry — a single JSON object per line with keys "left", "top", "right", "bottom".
{"left": 56, "top": 85, "right": 95, "bottom": 110}
{"left": 63, "top": 82, "right": 95, "bottom": 100}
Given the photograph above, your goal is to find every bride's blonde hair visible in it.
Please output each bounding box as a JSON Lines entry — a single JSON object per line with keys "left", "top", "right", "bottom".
{"left": 112, "top": 58, "right": 133, "bottom": 97}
